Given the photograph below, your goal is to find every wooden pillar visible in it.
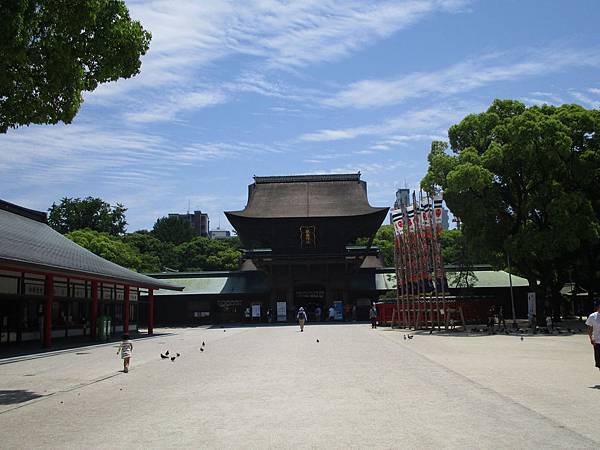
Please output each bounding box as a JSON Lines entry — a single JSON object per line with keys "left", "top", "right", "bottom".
{"left": 123, "top": 285, "right": 130, "bottom": 334}
{"left": 90, "top": 280, "right": 98, "bottom": 340}
{"left": 148, "top": 289, "right": 155, "bottom": 335}
{"left": 44, "top": 275, "right": 53, "bottom": 348}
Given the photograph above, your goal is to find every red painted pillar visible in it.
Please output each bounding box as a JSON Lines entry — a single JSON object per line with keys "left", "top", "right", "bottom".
{"left": 123, "top": 285, "right": 130, "bottom": 334}
{"left": 148, "top": 289, "right": 155, "bottom": 335}
{"left": 90, "top": 280, "right": 98, "bottom": 340}
{"left": 44, "top": 275, "right": 53, "bottom": 348}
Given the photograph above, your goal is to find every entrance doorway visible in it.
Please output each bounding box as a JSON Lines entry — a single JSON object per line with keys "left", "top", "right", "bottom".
{"left": 294, "top": 284, "right": 325, "bottom": 322}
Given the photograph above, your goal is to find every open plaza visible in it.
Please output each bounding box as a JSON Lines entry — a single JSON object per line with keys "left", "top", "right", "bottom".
{"left": 3, "top": 2, "right": 600, "bottom": 449}
{"left": 1, "top": 324, "right": 599, "bottom": 448}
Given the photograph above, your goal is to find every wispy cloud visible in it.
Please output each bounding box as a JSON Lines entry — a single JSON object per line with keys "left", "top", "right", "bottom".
{"left": 299, "top": 104, "right": 474, "bottom": 142}
{"left": 324, "top": 47, "right": 600, "bottom": 109}
{"left": 124, "top": 90, "right": 227, "bottom": 123}
{"left": 86, "top": 0, "right": 469, "bottom": 105}
{"left": 569, "top": 89, "right": 600, "bottom": 109}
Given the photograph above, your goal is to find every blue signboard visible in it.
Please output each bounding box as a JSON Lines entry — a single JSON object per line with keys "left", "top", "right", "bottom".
{"left": 334, "top": 301, "right": 343, "bottom": 321}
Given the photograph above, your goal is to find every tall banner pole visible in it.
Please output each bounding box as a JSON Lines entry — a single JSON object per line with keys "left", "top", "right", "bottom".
{"left": 433, "top": 193, "right": 447, "bottom": 329}
{"left": 427, "top": 193, "right": 441, "bottom": 330}
{"left": 413, "top": 191, "right": 426, "bottom": 329}
{"left": 391, "top": 208, "right": 407, "bottom": 328}
{"left": 405, "top": 204, "right": 416, "bottom": 329}
{"left": 419, "top": 190, "right": 435, "bottom": 328}
{"left": 400, "top": 220, "right": 409, "bottom": 328}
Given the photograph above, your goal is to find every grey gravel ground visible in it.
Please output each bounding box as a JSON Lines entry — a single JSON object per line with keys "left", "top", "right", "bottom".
{"left": 1, "top": 324, "right": 599, "bottom": 449}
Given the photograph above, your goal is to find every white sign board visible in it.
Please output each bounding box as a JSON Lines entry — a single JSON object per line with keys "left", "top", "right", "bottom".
{"left": 252, "top": 304, "right": 261, "bottom": 318}
{"left": 527, "top": 292, "right": 536, "bottom": 318}
{"left": 276, "top": 301, "right": 287, "bottom": 322}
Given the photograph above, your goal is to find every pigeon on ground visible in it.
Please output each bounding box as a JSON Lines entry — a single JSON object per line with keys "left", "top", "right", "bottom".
{"left": 407, "top": 335, "right": 413, "bottom": 340}
{"left": 316, "top": 339, "right": 319, "bottom": 343}
{"left": 165, "top": 350, "right": 169, "bottom": 356}
{"left": 160, "top": 353, "right": 168, "bottom": 359}
{"left": 224, "top": 330, "right": 226, "bottom": 332}
{"left": 200, "top": 347, "right": 204, "bottom": 352}
{"left": 202, "top": 342, "right": 205, "bottom": 347}
{"left": 176, "top": 353, "right": 181, "bottom": 357}
{"left": 520, "top": 336, "right": 524, "bottom": 341}
{"left": 403, "top": 335, "right": 406, "bottom": 340}
{"left": 171, "top": 356, "right": 176, "bottom": 362}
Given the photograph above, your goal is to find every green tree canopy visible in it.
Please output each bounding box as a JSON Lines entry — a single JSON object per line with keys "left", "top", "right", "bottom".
{"left": 48, "top": 197, "right": 127, "bottom": 235}
{"left": 1, "top": 0, "right": 151, "bottom": 132}
{"left": 122, "top": 231, "right": 178, "bottom": 272}
{"left": 65, "top": 228, "right": 155, "bottom": 271}
{"left": 152, "top": 216, "right": 195, "bottom": 245}
{"left": 422, "top": 99, "right": 600, "bottom": 308}
{"left": 175, "top": 237, "right": 241, "bottom": 272}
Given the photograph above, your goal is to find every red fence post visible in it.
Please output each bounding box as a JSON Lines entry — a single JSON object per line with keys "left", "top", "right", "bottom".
{"left": 90, "top": 280, "right": 98, "bottom": 340}
{"left": 123, "top": 285, "right": 130, "bottom": 334}
{"left": 44, "top": 275, "right": 53, "bottom": 348}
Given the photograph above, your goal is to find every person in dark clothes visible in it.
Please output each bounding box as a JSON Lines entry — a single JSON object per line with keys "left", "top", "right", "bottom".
{"left": 369, "top": 304, "right": 378, "bottom": 329}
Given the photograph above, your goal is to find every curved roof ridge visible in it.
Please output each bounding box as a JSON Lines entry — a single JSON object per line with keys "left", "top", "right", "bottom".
{"left": 253, "top": 173, "right": 360, "bottom": 184}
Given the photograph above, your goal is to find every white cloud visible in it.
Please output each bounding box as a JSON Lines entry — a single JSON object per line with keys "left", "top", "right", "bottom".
{"left": 569, "top": 90, "right": 600, "bottom": 109}
{"left": 589, "top": 88, "right": 600, "bottom": 95}
{"left": 324, "top": 47, "right": 600, "bottom": 109}
{"left": 300, "top": 104, "right": 473, "bottom": 142}
{"left": 124, "top": 90, "right": 226, "bottom": 123}
{"left": 86, "top": 0, "right": 469, "bottom": 104}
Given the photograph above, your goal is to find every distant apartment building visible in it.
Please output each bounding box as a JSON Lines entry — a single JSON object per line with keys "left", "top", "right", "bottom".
{"left": 394, "top": 188, "right": 410, "bottom": 209}
{"left": 169, "top": 210, "right": 209, "bottom": 237}
{"left": 209, "top": 228, "right": 231, "bottom": 240}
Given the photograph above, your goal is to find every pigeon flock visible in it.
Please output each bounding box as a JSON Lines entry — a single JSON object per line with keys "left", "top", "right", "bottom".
{"left": 161, "top": 342, "right": 205, "bottom": 362}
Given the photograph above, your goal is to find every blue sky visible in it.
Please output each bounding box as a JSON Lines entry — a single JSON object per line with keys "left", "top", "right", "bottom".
{"left": 2, "top": 0, "right": 600, "bottom": 232}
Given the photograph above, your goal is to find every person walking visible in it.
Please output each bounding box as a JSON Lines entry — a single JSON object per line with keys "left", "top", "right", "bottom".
{"left": 267, "top": 307, "right": 272, "bottom": 323}
{"left": 117, "top": 334, "right": 133, "bottom": 373}
{"left": 369, "top": 304, "right": 378, "bottom": 329}
{"left": 297, "top": 307, "right": 307, "bottom": 332}
{"left": 328, "top": 305, "right": 335, "bottom": 321}
{"left": 586, "top": 301, "right": 600, "bottom": 371}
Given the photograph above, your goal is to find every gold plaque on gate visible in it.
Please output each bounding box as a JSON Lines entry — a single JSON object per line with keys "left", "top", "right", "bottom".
{"left": 300, "top": 226, "right": 316, "bottom": 248}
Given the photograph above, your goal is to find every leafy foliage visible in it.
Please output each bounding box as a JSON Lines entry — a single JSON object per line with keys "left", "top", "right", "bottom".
{"left": 0, "top": 0, "right": 151, "bottom": 132}
{"left": 175, "top": 237, "right": 241, "bottom": 272}
{"left": 152, "top": 216, "right": 195, "bottom": 245}
{"left": 66, "top": 229, "right": 148, "bottom": 272}
{"left": 356, "top": 224, "right": 395, "bottom": 266}
{"left": 48, "top": 197, "right": 127, "bottom": 235}
{"left": 422, "top": 99, "right": 600, "bottom": 309}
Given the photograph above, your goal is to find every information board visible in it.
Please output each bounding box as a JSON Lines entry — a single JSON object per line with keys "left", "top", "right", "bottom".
{"left": 276, "top": 301, "right": 287, "bottom": 322}
{"left": 334, "top": 301, "right": 343, "bottom": 321}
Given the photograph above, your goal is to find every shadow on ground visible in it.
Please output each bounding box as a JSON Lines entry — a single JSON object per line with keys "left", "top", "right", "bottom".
{"left": 0, "top": 332, "right": 173, "bottom": 362}
{"left": 0, "top": 390, "right": 43, "bottom": 405}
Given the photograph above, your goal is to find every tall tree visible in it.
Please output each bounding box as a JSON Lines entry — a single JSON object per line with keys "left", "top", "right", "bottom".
{"left": 1, "top": 0, "right": 151, "bottom": 132}
{"left": 175, "top": 237, "right": 241, "bottom": 272}
{"left": 122, "top": 231, "right": 178, "bottom": 272}
{"left": 48, "top": 197, "right": 127, "bottom": 235}
{"left": 65, "top": 229, "right": 151, "bottom": 271}
{"left": 152, "top": 216, "right": 195, "bottom": 245}
{"left": 422, "top": 100, "right": 600, "bottom": 315}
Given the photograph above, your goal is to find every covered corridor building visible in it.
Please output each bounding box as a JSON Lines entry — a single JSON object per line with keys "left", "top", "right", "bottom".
{"left": 0, "top": 199, "right": 181, "bottom": 349}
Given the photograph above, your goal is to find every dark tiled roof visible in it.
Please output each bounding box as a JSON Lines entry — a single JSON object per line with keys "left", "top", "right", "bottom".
{"left": 254, "top": 173, "right": 361, "bottom": 184}
{"left": 227, "top": 173, "right": 387, "bottom": 219}
{"left": 0, "top": 207, "right": 181, "bottom": 290}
